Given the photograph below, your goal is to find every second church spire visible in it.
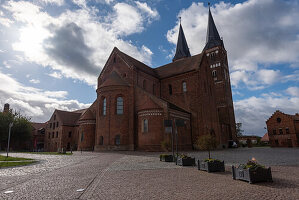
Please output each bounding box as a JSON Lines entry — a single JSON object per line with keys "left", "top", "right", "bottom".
{"left": 173, "top": 19, "right": 191, "bottom": 62}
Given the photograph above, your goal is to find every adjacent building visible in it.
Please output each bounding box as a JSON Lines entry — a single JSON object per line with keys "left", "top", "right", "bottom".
{"left": 44, "top": 7, "right": 237, "bottom": 152}
{"left": 266, "top": 110, "right": 299, "bottom": 147}
{"left": 31, "top": 122, "right": 46, "bottom": 151}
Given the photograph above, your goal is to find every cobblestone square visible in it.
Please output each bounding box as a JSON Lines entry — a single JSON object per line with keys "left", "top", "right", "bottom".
{"left": 1, "top": 148, "right": 299, "bottom": 200}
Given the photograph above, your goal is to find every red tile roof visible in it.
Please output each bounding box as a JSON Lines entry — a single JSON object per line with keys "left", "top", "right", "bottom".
{"left": 56, "top": 109, "right": 84, "bottom": 126}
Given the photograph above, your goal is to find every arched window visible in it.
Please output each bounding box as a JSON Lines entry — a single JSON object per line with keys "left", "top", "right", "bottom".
{"left": 143, "top": 80, "right": 146, "bottom": 90}
{"left": 116, "top": 97, "right": 123, "bottom": 115}
{"left": 168, "top": 84, "right": 172, "bottom": 95}
{"left": 99, "top": 136, "right": 104, "bottom": 145}
{"left": 102, "top": 98, "right": 106, "bottom": 116}
{"left": 182, "top": 81, "right": 187, "bottom": 92}
{"left": 115, "top": 135, "right": 120, "bottom": 145}
{"left": 143, "top": 119, "right": 148, "bottom": 133}
{"left": 212, "top": 70, "right": 217, "bottom": 77}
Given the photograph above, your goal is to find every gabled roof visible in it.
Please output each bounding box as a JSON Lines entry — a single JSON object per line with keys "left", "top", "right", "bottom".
{"left": 117, "top": 48, "right": 158, "bottom": 77}
{"left": 266, "top": 110, "right": 299, "bottom": 122}
{"left": 261, "top": 133, "right": 269, "bottom": 142}
{"left": 100, "top": 71, "right": 129, "bottom": 88}
{"left": 56, "top": 109, "right": 83, "bottom": 126}
{"left": 173, "top": 23, "right": 191, "bottom": 61}
{"left": 203, "top": 7, "right": 224, "bottom": 51}
{"left": 155, "top": 53, "right": 203, "bottom": 78}
{"left": 79, "top": 100, "right": 97, "bottom": 121}
{"left": 31, "top": 122, "right": 46, "bottom": 131}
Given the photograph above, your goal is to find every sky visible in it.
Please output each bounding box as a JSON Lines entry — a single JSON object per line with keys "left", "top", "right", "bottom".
{"left": 0, "top": 0, "right": 298, "bottom": 136}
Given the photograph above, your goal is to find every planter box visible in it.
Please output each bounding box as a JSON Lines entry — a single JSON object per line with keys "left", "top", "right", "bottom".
{"left": 176, "top": 157, "right": 195, "bottom": 166}
{"left": 198, "top": 160, "right": 225, "bottom": 173}
{"left": 232, "top": 165, "right": 273, "bottom": 184}
{"left": 160, "top": 155, "right": 174, "bottom": 162}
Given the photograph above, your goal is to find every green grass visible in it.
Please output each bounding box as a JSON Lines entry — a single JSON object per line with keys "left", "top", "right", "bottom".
{"left": 0, "top": 161, "right": 37, "bottom": 168}
{"left": 0, "top": 155, "right": 33, "bottom": 161}
{"left": 24, "top": 152, "right": 73, "bottom": 155}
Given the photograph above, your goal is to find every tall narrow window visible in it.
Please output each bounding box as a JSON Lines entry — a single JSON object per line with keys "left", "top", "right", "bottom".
{"left": 68, "top": 131, "right": 72, "bottom": 138}
{"left": 103, "top": 98, "right": 106, "bottom": 116}
{"left": 212, "top": 70, "right": 217, "bottom": 77}
{"left": 182, "top": 81, "right": 187, "bottom": 92}
{"left": 116, "top": 97, "right": 123, "bottom": 115}
{"left": 115, "top": 135, "right": 120, "bottom": 145}
{"left": 143, "top": 119, "right": 148, "bottom": 133}
{"left": 81, "top": 132, "right": 84, "bottom": 142}
{"left": 169, "top": 84, "right": 172, "bottom": 95}
{"left": 286, "top": 128, "right": 289, "bottom": 134}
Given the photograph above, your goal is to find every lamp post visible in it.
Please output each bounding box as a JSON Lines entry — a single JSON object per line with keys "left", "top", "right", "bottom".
{"left": 6, "top": 122, "right": 13, "bottom": 157}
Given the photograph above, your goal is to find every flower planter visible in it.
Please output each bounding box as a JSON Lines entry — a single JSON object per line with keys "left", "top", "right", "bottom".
{"left": 232, "top": 165, "right": 273, "bottom": 184}
{"left": 176, "top": 157, "right": 195, "bottom": 166}
{"left": 160, "top": 154, "right": 174, "bottom": 162}
{"left": 198, "top": 160, "right": 225, "bottom": 173}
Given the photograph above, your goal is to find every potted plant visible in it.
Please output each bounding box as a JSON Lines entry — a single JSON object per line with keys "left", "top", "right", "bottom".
{"left": 196, "top": 134, "right": 225, "bottom": 172}
{"left": 160, "top": 154, "right": 174, "bottom": 162}
{"left": 232, "top": 158, "right": 273, "bottom": 184}
{"left": 176, "top": 154, "right": 195, "bottom": 166}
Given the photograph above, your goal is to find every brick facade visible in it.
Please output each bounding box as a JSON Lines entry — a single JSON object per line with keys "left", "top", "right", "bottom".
{"left": 266, "top": 110, "right": 299, "bottom": 147}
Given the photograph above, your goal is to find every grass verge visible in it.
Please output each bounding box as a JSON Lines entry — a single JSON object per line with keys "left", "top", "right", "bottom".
{"left": 0, "top": 160, "right": 37, "bottom": 168}
{"left": 0, "top": 155, "right": 33, "bottom": 161}
{"left": 24, "top": 152, "right": 73, "bottom": 155}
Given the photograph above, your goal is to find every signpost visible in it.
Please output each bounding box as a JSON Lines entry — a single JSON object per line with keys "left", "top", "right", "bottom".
{"left": 164, "top": 120, "right": 174, "bottom": 160}
{"left": 7, "top": 122, "right": 13, "bottom": 157}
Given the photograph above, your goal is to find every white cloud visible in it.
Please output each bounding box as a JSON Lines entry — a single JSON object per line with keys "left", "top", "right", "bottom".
{"left": 0, "top": 70, "right": 89, "bottom": 122}
{"left": 286, "top": 87, "right": 299, "bottom": 97}
{"left": 39, "top": 0, "right": 64, "bottom": 6}
{"left": 3, "top": 0, "right": 155, "bottom": 86}
{"left": 0, "top": 17, "right": 13, "bottom": 27}
{"left": 29, "top": 79, "right": 40, "bottom": 84}
{"left": 48, "top": 71, "right": 62, "bottom": 79}
{"left": 136, "top": 1, "right": 159, "bottom": 21}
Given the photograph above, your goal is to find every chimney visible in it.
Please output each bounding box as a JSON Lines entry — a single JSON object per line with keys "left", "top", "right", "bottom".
{"left": 3, "top": 103, "right": 9, "bottom": 113}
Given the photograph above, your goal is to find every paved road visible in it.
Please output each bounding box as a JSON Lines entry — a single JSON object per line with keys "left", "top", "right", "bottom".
{"left": 0, "top": 148, "right": 298, "bottom": 200}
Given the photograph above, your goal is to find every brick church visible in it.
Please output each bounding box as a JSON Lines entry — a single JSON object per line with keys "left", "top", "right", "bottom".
{"left": 44, "top": 8, "right": 237, "bottom": 152}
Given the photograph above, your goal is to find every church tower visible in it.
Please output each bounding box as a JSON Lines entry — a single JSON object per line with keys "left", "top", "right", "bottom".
{"left": 203, "top": 5, "right": 237, "bottom": 144}
{"left": 173, "top": 20, "right": 191, "bottom": 62}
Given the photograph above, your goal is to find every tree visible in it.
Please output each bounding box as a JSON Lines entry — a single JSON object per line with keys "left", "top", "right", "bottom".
{"left": 0, "top": 110, "right": 32, "bottom": 151}
{"left": 196, "top": 134, "right": 218, "bottom": 159}
{"left": 236, "top": 122, "right": 244, "bottom": 137}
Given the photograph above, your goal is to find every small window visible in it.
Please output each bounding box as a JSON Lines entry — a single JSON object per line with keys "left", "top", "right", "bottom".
{"left": 286, "top": 128, "right": 289, "bottom": 134}
{"left": 116, "top": 97, "right": 124, "bottom": 115}
{"left": 54, "top": 114, "right": 56, "bottom": 120}
{"left": 279, "top": 128, "right": 283, "bottom": 134}
{"left": 277, "top": 118, "right": 281, "bottom": 123}
{"left": 53, "top": 123, "right": 55, "bottom": 129}
{"left": 68, "top": 131, "right": 72, "bottom": 138}
{"left": 56, "top": 122, "right": 59, "bottom": 127}
{"left": 103, "top": 98, "right": 106, "bottom": 116}
{"left": 182, "top": 81, "right": 187, "bottom": 92}
{"left": 143, "top": 119, "right": 148, "bottom": 133}
{"left": 50, "top": 123, "right": 52, "bottom": 128}
{"left": 113, "top": 57, "right": 116, "bottom": 63}
{"left": 52, "top": 132, "right": 54, "bottom": 138}
{"left": 48, "top": 132, "right": 50, "bottom": 139}
{"left": 273, "top": 130, "right": 276, "bottom": 135}
{"left": 115, "top": 135, "right": 120, "bottom": 145}
{"left": 99, "top": 136, "right": 104, "bottom": 145}
{"left": 169, "top": 84, "right": 172, "bottom": 95}
{"left": 212, "top": 70, "right": 217, "bottom": 77}
{"left": 81, "top": 132, "right": 84, "bottom": 142}
{"left": 56, "top": 131, "right": 58, "bottom": 138}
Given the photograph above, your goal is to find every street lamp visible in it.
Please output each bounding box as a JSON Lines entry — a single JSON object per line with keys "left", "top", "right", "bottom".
{"left": 7, "top": 122, "right": 13, "bottom": 157}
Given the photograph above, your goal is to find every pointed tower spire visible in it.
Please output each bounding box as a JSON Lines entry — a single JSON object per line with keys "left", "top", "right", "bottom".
{"left": 173, "top": 18, "right": 191, "bottom": 62}
{"left": 203, "top": 4, "right": 223, "bottom": 51}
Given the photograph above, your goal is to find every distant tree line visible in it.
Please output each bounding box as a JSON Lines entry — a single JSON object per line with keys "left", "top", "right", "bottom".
{"left": 0, "top": 110, "right": 32, "bottom": 151}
